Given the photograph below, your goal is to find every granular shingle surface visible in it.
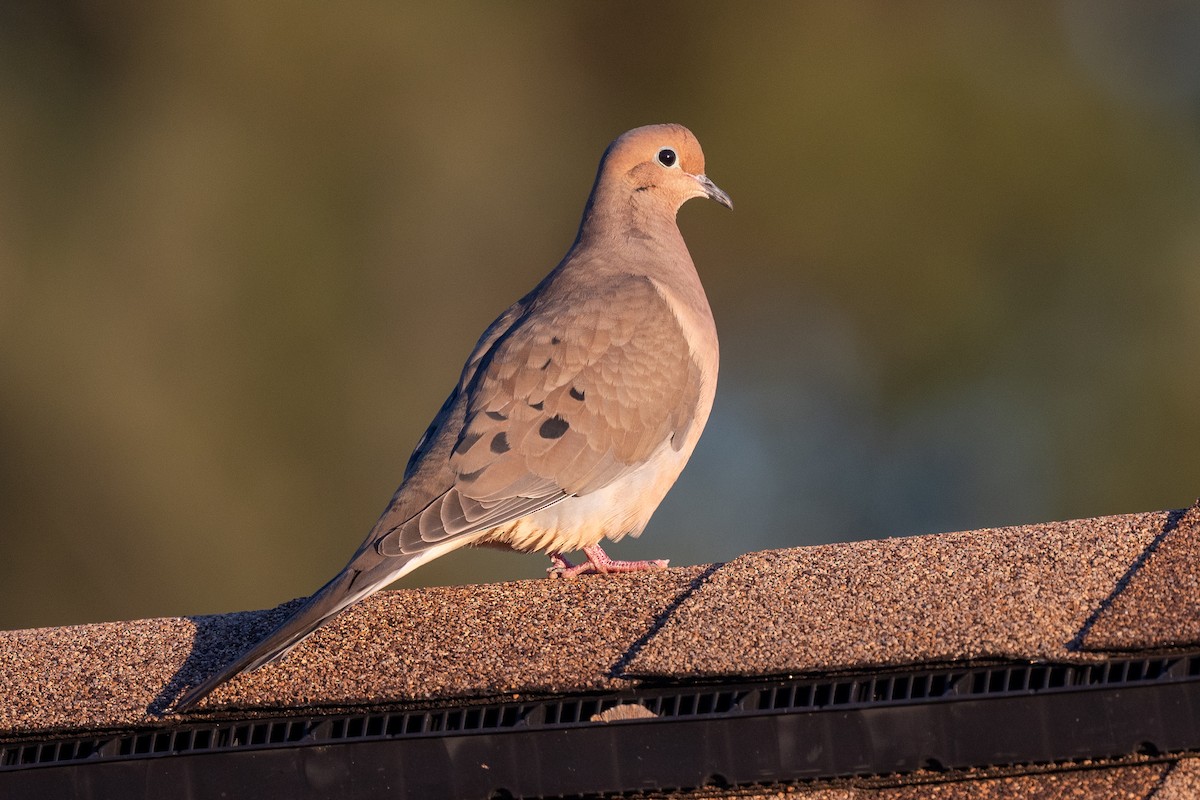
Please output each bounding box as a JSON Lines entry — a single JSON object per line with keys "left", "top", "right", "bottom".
{"left": 1082, "top": 503, "right": 1200, "bottom": 650}
{"left": 1154, "top": 758, "right": 1200, "bottom": 800}
{"left": 628, "top": 510, "right": 1185, "bottom": 677}
{"left": 0, "top": 568, "right": 706, "bottom": 736}
{"left": 1, "top": 505, "right": 1197, "bottom": 746}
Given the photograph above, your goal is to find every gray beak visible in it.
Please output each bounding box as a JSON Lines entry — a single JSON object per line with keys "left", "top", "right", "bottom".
{"left": 695, "top": 174, "right": 733, "bottom": 209}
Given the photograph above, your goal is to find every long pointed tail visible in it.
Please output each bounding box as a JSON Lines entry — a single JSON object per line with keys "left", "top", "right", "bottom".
{"left": 174, "top": 529, "right": 482, "bottom": 712}
{"left": 174, "top": 567, "right": 375, "bottom": 712}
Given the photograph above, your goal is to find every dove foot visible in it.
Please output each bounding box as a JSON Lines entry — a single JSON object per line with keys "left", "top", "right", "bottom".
{"left": 547, "top": 544, "right": 669, "bottom": 579}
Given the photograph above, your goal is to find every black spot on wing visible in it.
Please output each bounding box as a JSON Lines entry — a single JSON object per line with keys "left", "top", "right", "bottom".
{"left": 453, "top": 429, "right": 484, "bottom": 455}
{"left": 458, "top": 466, "right": 486, "bottom": 483}
{"left": 529, "top": 400, "right": 544, "bottom": 411}
{"left": 490, "top": 432, "right": 510, "bottom": 454}
{"left": 569, "top": 386, "right": 585, "bottom": 401}
{"left": 539, "top": 415, "right": 569, "bottom": 439}
{"left": 485, "top": 410, "right": 508, "bottom": 421}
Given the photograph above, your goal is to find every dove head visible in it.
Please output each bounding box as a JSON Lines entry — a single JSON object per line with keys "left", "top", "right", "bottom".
{"left": 581, "top": 124, "right": 731, "bottom": 237}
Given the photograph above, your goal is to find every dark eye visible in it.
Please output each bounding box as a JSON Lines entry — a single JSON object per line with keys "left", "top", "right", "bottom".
{"left": 656, "top": 148, "right": 678, "bottom": 167}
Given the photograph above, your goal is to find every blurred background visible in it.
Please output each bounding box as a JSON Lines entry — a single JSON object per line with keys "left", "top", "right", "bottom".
{"left": 2, "top": 2, "right": 1199, "bottom": 630}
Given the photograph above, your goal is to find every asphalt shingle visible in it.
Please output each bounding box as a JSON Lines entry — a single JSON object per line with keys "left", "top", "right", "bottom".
{"left": 1081, "top": 504, "right": 1200, "bottom": 651}
{"left": 1, "top": 503, "right": 1197, "bottom": 754}
{"left": 629, "top": 510, "right": 1187, "bottom": 677}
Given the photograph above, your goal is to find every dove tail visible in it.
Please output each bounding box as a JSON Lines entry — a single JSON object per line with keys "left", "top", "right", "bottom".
{"left": 175, "top": 533, "right": 483, "bottom": 712}
{"left": 173, "top": 567, "right": 380, "bottom": 712}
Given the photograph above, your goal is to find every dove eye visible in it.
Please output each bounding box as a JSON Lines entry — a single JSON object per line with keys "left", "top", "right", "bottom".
{"left": 656, "top": 148, "right": 678, "bottom": 168}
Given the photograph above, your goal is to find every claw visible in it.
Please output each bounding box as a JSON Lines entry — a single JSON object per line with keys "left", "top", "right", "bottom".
{"left": 547, "top": 552, "right": 577, "bottom": 578}
{"left": 546, "top": 545, "right": 669, "bottom": 579}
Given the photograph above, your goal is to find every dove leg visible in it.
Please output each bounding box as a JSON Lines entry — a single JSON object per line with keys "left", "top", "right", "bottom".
{"left": 547, "top": 545, "right": 668, "bottom": 578}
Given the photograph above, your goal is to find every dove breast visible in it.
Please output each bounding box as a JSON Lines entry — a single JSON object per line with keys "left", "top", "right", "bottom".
{"left": 463, "top": 270, "right": 718, "bottom": 554}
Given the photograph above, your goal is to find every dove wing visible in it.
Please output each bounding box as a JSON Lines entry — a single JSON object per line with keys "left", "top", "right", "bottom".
{"left": 371, "top": 273, "right": 703, "bottom": 558}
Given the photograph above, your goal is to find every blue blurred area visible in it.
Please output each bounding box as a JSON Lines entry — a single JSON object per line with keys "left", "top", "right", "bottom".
{"left": 1, "top": 2, "right": 1198, "bottom": 628}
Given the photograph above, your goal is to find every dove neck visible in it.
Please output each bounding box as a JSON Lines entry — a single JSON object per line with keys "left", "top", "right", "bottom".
{"left": 574, "top": 184, "right": 688, "bottom": 259}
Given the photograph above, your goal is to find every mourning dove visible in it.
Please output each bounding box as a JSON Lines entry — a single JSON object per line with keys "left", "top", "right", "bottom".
{"left": 175, "top": 123, "right": 730, "bottom": 711}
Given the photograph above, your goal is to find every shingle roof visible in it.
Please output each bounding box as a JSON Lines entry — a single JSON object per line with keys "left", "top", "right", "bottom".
{"left": 2, "top": 503, "right": 1198, "bottom": 796}
{"left": 632, "top": 507, "right": 1190, "bottom": 678}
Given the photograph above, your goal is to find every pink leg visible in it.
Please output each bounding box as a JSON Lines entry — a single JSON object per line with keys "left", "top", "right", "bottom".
{"left": 547, "top": 544, "right": 668, "bottom": 579}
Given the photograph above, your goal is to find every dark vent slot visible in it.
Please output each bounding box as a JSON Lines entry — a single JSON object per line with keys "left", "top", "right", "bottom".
{"left": 234, "top": 725, "right": 252, "bottom": 747}
{"left": 867, "top": 677, "right": 892, "bottom": 703}
{"left": 546, "top": 699, "right": 604, "bottom": 725}
{"left": 1075, "top": 662, "right": 1166, "bottom": 690}
{"left": 340, "top": 714, "right": 405, "bottom": 738}
{"left": 278, "top": 721, "right": 308, "bottom": 744}
{"left": 109, "top": 727, "right": 227, "bottom": 758}
{"left": 66, "top": 740, "right": 99, "bottom": 761}
{"left": 761, "top": 672, "right": 965, "bottom": 709}
{"left": 965, "top": 658, "right": 1180, "bottom": 698}
{"left": 120, "top": 733, "right": 162, "bottom": 756}
{"left": 379, "top": 703, "right": 527, "bottom": 733}
{"left": 756, "top": 686, "right": 786, "bottom": 711}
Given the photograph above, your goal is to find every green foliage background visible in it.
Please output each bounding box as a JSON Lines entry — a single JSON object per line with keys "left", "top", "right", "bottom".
{"left": 2, "top": 2, "right": 1198, "bottom": 629}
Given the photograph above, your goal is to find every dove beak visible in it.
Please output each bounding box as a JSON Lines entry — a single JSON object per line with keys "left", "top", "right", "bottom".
{"left": 695, "top": 174, "right": 733, "bottom": 209}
